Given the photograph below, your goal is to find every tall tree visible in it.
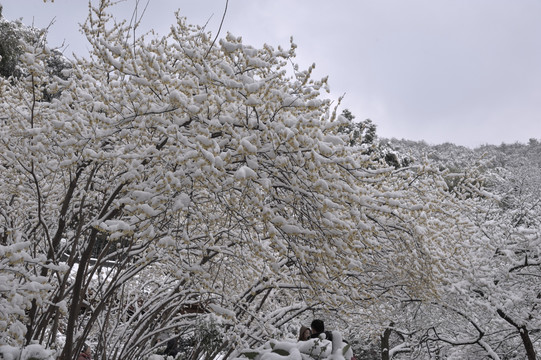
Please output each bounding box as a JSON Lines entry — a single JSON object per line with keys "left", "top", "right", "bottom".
{"left": 0, "top": 2, "right": 479, "bottom": 359}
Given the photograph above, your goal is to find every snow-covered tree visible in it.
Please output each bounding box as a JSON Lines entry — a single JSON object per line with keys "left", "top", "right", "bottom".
{"left": 382, "top": 139, "right": 541, "bottom": 359}
{"left": 1, "top": 2, "right": 481, "bottom": 360}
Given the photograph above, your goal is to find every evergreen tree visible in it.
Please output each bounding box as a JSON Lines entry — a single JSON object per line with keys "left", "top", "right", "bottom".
{"left": 0, "top": 11, "right": 70, "bottom": 83}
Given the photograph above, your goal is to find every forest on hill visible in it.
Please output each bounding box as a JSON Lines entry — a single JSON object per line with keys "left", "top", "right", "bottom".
{"left": 1, "top": 2, "right": 539, "bottom": 359}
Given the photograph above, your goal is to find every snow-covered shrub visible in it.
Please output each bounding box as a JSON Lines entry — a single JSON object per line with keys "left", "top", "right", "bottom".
{"left": 0, "top": 344, "right": 55, "bottom": 360}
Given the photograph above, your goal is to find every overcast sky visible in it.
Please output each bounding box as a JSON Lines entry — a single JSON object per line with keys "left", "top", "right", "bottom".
{"left": 3, "top": 0, "right": 541, "bottom": 148}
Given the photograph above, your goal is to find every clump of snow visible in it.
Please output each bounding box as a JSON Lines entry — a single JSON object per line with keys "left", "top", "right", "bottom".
{"left": 235, "top": 166, "right": 257, "bottom": 180}
{"left": 208, "top": 304, "right": 236, "bottom": 319}
{"left": 148, "top": 355, "right": 165, "bottom": 360}
{"left": 0, "top": 345, "right": 19, "bottom": 360}
{"left": 173, "top": 193, "right": 191, "bottom": 211}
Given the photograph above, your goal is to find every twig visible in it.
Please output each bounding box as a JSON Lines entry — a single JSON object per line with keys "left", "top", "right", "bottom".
{"left": 205, "top": 0, "right": 229, "bottom": 59}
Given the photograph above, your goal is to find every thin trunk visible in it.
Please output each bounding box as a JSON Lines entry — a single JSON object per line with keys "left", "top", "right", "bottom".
{"left": 497, "top": 309, "right": 537, "bottom": 360}
{"left": 59, "top": 227, "right": 100, "bottom": 360}
{"left": 381, "top": 325, "right": 393, "bottom": 360}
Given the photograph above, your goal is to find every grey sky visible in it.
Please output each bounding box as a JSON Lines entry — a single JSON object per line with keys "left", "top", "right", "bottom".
{"left": 3, "top": 0, "right": 541, "bottom": 148}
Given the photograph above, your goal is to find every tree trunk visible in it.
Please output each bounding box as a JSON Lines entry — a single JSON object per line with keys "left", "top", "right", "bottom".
{"left": 381, "top": 326, "right": 393, "bottom": 360}
{"left": 497, "top": 309, "right": 537, "bottom": 360}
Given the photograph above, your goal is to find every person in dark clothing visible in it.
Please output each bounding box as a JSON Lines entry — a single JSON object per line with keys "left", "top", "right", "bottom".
{"left": 310, "top": 319, "right": 333, "bottom": 341}
{"left": 162, "top": 338, "right": 180, "bottom": 358}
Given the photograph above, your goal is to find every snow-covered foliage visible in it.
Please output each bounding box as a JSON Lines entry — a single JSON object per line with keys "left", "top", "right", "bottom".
{"left": 3, "top": 1, "right": 540, "bottom": 359}
{"left": 377, "top": 138, "right": 541, "bottom": 359}
{"left": 0, "top": 14, "right": 41, "bottom": 78}
{"left": 0, "top": 12, "right": 70, "bottom": 83}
